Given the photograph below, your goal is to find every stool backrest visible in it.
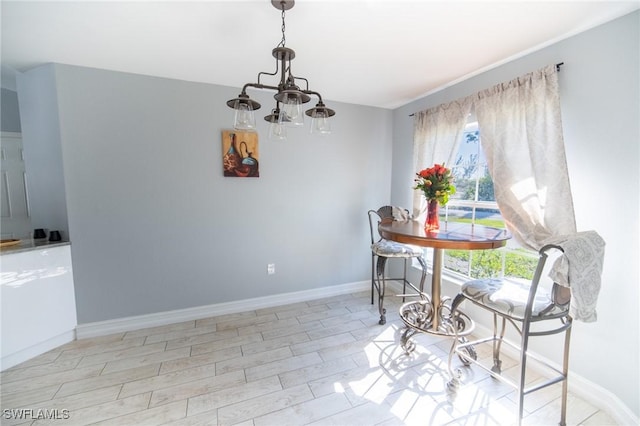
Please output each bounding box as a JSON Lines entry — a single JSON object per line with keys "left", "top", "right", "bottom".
{"left": 527, "top": 244, "right": 567, "bottom": 320}
{"left": 367, "top": 205, "right": 411, "bottom": 245}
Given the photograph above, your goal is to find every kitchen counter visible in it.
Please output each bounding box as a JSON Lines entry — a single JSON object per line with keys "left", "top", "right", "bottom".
{"left": 0, "top": 239, "right": 70, "bottom": 255}
{"left": 1, "top": 241, "right": 76, "bottom": 370}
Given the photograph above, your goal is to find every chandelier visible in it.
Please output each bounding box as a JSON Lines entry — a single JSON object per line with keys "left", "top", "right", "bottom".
{"left": 226, "top": 0, "right": 335, "bottom": 139}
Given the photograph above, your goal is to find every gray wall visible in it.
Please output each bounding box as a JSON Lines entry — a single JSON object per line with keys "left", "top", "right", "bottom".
{"left": 1, "top": 88, "right": 21, "bottom": 132}
{"left": 392, "top": 11, "right": 639, "bottom": 418}
{"left": 17, "top": 63, "right": 392, "bottom": 324}
{"left": 17, "top": 66, "right": 69, "bottom": 237}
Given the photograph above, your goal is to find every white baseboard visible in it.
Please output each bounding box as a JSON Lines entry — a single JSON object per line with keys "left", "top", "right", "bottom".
{"left": 76, "top": 280, "right": 370, "bottom": 339}
{"left": 569, "top": 368, "right": 638, "bottom": 426}
{"left": 1, "top": 330, "right": 76, "bottom": 371}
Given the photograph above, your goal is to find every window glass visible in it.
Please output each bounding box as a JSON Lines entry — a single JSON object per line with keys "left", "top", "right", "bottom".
{"left": 431, "top": 121, "right": 538, "bottom": 280}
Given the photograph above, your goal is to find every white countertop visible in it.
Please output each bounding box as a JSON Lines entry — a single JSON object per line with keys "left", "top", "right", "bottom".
{"left": 0, "top": 239, "right": 70, "bottom": 255}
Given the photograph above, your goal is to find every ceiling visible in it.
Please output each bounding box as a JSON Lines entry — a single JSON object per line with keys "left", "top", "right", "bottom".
{"left": 2, "top": 0, "right": 639, "bottom": 109}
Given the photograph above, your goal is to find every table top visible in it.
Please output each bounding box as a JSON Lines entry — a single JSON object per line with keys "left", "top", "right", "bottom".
{"left": 379, "top": 220, "right": 510, "bottom": 250}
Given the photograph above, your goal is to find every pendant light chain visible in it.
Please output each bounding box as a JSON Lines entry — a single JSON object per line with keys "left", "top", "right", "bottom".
{"left": 278, "top": 6, "right": 286, "bottom": 48}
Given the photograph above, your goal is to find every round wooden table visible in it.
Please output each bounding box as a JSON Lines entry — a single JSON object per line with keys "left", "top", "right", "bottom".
{"left": 378, "top": 220, "right": 510, "bottom": 347}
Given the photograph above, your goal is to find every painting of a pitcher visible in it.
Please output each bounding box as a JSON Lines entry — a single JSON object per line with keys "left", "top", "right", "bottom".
{"left": 221, "top": 130, "right": 260, "bottom": 178}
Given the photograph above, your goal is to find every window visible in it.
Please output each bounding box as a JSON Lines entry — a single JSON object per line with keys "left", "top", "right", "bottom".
{"left": 413, "top": 66, "right": 570, "bottom": 282}
{"left": 436, "top": 121, "right": 538, "bottom": 280}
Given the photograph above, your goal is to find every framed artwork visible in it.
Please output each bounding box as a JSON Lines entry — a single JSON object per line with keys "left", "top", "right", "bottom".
{"left": 221, "top": 130, "right": 260, "bottom": 177}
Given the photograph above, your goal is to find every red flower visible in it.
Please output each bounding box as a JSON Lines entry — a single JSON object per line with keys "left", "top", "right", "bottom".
{"left": 413, "top": 163, "right": 456, "bottom": 205}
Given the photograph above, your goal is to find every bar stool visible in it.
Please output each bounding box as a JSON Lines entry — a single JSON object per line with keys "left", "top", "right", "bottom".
{"left": 448, "top": 244, "right": 572, "bottom": 426}
{"left": 368, "top": 205, "right": 427, "bottom": 325}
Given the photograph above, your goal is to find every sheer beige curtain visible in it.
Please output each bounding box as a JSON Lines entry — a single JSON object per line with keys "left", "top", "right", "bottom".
{"left": 412, "top": 98, "right": 472, "bottom": 219}
{"left": 413, "top": 65, "right": 602, "bottom": 321}
{"left": 474, "top": 64, "right": 576, "bottom": 250}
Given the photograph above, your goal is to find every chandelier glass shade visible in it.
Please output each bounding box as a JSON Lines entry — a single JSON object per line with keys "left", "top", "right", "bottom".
{"left": 306, "top": 101, "right": 334, "bottom": 134}
{"left": 226, "top": 0, "right": 335, "bottom": 139}
{"left": 264, "top": 106, "right": 287, "bottom": 140}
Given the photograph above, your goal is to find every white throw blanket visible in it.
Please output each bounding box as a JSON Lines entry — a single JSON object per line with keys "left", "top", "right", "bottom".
{"left": 391, "top": 206, "right": 411, "bottom": 221}
{"left": 546, "top": 231, "right": 606, "bottom": 322}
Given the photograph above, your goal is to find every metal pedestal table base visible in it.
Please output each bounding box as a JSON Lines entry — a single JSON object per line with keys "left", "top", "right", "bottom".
{"left": 399, "top": 295, "right": 476, "bottom": 363}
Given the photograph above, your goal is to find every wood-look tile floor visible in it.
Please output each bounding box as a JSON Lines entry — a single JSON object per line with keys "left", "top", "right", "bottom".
{"left": 0, "top": 291, "right": 617, "bottom": 426}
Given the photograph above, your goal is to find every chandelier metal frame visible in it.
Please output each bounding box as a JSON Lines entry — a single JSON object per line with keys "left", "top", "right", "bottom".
{"left": 226, "top": 0, "right": 335, "bottom": 136}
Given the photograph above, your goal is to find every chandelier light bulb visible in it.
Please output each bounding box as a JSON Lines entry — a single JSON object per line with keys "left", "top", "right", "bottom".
{"left": 233, "top": 101, "right": 256, "bottom": 131}
{"left": 310, "top": 110, "right": 331, "bottom": 134}
{"left": 279, "top": 94, "right": 304, "bottom": 127}
{"left": 268, "top": 121, "right": 287, "bottom": 140}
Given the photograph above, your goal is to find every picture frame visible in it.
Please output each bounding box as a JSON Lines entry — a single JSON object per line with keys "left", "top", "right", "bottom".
{"left": 221, "top": 130, "right": 259, "bottom": 178}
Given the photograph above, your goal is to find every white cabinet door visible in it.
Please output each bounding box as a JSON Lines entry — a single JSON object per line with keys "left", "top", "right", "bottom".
{"left": 1, "top": 244, "right": 77, "bottom": 369}
{"left": 1, "top": 132, "right": 31, "bottom": 239}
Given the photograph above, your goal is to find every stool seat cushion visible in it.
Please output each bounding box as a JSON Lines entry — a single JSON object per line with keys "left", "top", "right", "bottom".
{"left": 371, "top": 239, "right": 423, "bottom": 258}
{"left": 462, "top": 277, "right": 568, "bottom": 320}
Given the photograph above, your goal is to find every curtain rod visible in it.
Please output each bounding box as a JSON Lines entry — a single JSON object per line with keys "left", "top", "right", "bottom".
{"left": 409, "top": 62, "right": 564, "bottom": 117}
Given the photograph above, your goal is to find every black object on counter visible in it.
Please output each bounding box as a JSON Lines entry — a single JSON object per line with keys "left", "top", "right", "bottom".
{"left": 49, "top": 230, "right": 61, "bottom": 242}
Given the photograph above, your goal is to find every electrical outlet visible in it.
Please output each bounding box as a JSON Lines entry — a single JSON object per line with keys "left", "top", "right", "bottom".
{"left": 267, "top": 263, "right": 276, "bottom": 275}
